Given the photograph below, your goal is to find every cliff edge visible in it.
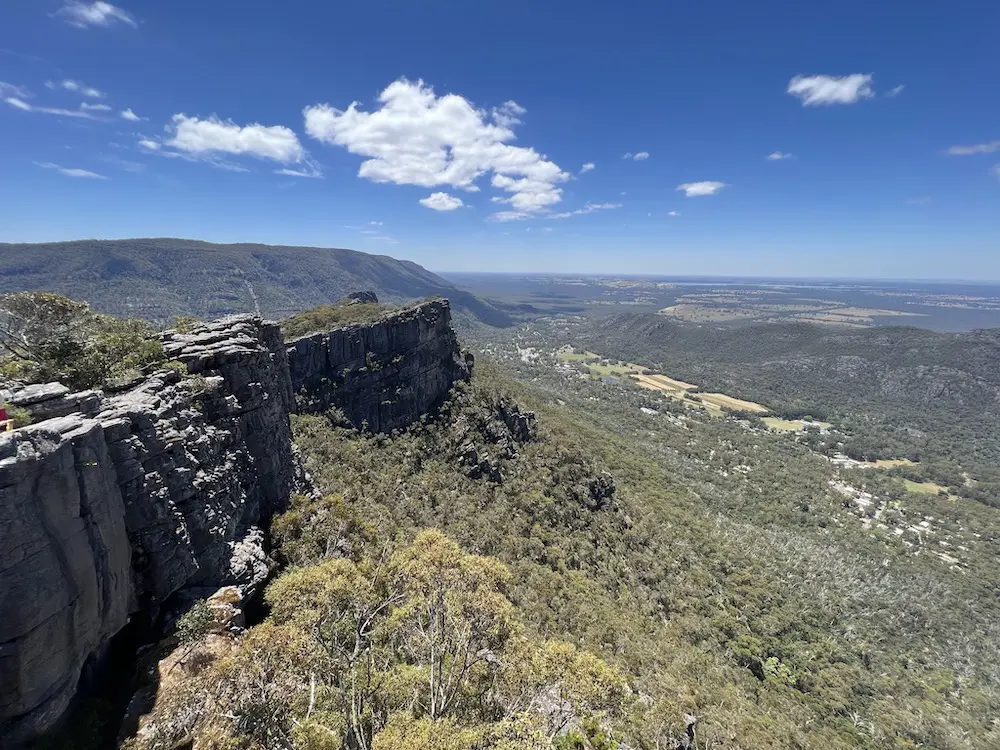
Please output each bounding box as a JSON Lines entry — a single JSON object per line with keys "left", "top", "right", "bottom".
{"left": 0, "top": 299, "right": 470, "bottom": 745}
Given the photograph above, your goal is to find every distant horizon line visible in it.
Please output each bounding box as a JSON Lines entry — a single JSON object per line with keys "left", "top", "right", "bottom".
{"left": 1, "top": 236, "right": 994, "bottom": 286}
{"left": 434, "top": 271, "right": 1000, "bottom": 286}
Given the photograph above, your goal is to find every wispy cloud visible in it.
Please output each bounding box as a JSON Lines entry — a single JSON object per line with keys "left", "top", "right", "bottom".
{"left": 101, "top": 155, "right": 145, "bottom": 173}
{"left": 787, "top": 74, "right": 874, "bottom": 106}
{"left": 120, "top": 108, "right": 142, "bottom": 121}
{"left": 80, "top": 102, "right": 112, "bottom": 112}
{"left": 549, "top": 202, "right": 622, "bottom": 219}
{"left": 623, "top": 151, "right": 650, "bottom": 161}
{"left": 667, "top": 210, "right": 681, "bottom": 217}
{"left": 677, "top": 181, "right": 727, "bottom": 197}
{"left": 946, "top": 140, "right": 1000, "bottom": 156}
{"left": 47, "top": 79, "right": 105, "bottom": 98}
{"left": 419, "top": 191, "right": 464, "bottom": 211}
{"left": 766, "top": 151, "right": 794, "bottom": 161}
{"left": 579, "top": 162, "right": 595, "bottom": 174}
{"left": 2, "top": 95, "right": 102, "bottom": 119}
{"left": 57, "top": 1, "right": 137, "bottom": 29}
{"left": 35, "top": 161, "right": 108, "bottom": 179}
{"left": 275, "top": 165, "right": 323, "bottom": 178}
{"left": 886, "top": 84, "right": 905, "bottom": 98}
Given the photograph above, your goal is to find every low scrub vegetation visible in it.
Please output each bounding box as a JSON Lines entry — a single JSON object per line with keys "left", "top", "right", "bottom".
{"left": 281, "top": 301, "right": 393, "bottom": 339}
{"left": 0, "top": 292, "right": 165, "bottom": 390}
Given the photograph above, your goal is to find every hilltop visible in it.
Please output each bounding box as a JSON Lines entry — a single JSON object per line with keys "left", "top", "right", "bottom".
{"left": 0, "top": 238, "right": 510, "bottom": 327}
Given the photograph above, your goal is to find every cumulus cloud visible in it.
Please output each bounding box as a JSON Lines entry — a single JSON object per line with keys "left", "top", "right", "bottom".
{"left": 167, "top": 115, "right": 305, "bottom": 163}
{"left": 548, "top": 202, "right": 622, "bottom": 219}
{"left": 623, "top": 151, "right": 649, "bottom": 161}
{"left": 303, "top": 78, "right": 569, "bottom": 220}
{"left": 677, "top": 181, "right": 727, "bottom": 197}
{"left": 767, "top": 151, "right": 794, "bottom": 160}
{"left": 120, "top": 108, "right": 141, "bottom": 121}
{"left": 887, "top": 84, "right": 905, "bottom": 98}
{"left": 47, "top": 79, "right": 105, "bottom": 98}
{"left": 158, "top": 114, "right": 320, "bottom": 175}
{"left": 58, "top": 1, "right": 137, "bottom": 28}
{"left": 35, "top": 161, "right": 108, "bottom": 179}
{"left": 667, "top": 210, "right": 681, "bottom": 216}
{"left": 946, "top": 140, "right": 1000, "bottom": 155}
{"left": 419, "top": 192, "right": 464, "bottom": 211}
{"left": 580, "top": 162, "right": 595, "bottom": 174}
{"left": 787, "top": 74, "right": 874, "bottom": 106}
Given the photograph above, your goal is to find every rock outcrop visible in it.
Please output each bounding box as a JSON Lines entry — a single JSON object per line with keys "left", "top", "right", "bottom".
{"left": 0, "top": 299, "right": 470, "bottom": 745}
{"left": 287, "top": 299, "right": 473, "bottom": 432}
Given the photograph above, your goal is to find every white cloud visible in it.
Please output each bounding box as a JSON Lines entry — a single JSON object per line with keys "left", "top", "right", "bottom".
{"left": 35, "top": 161, "right": 108, "bottom": 179}
{"left": 787, "top": 74, "right": 874, "bottom": 106}
{"left": 623, "top": 151, "right": 649, "bottom": 161}
{"left": 887, "top": 84, "right": 905, "bottom": 98}
{"left": 274, "top": 167, "right": 321, "bottom": 178}
{"left": 580, "top": 162, "right": 595, "bottom": 174}
{"left": 120, "top": 108, "right": 141, "bottom": 121}
{"left": 489, "top": 210, "right": 531, "bottom": 222}
{"left": 137, "top": 138, "right": 160, "bottom": 151}
{"left": 368, "top": 220, "right": 383, "bottom": 226}
{"left": 946, "top": 140, "right": 1000, "bottom": 156}
{"left": 303, "top": 78, "right": 569, "bottom": 220}
{"left": 420, "top": 192, "right": 464, "bottom": 211}
{"left": 49, "top": 79, "right": 105, "bottom": 98}
{"left": 667, "top": 210, "right": 681, "bottom": 216}
{"left": 549, "top": 202, "right": 622, "bottom": 219}
{"left": 767, "top": 151, "right": 794, "bottom": 160}
{"left": 0, "top": 81, "right": 30, "bottom": 99}
{"left": 80, "top": 102, "right": 112, "bottom": 111}
{"left": 677, "top": 181, "right": 727, "bottom": 197}
{"left": 167, "top": 114, "right": 306, "bottom": 163}
{"left": 58, "top": 1, "right": 137, "bottom": 28}
{"left": 2, "top": 96, "right": 100, "bottom": 119}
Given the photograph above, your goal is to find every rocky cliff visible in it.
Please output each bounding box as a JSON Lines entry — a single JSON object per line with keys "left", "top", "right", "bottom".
{"left": 287, "top": 299, "right": 473, "bottom": 432}
{"left": 0, "top": 300, "right": 470, "bottom": 745}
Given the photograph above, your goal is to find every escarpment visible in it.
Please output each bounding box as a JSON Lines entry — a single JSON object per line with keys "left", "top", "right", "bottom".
{"left": 287, "top": 299, "right": 473, "bottom": 431}
{"left": 0, "top": 299, "right": 471, "bottom": 746}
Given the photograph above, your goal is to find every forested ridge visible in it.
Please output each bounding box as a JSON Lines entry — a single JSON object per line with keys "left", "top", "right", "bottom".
{"left": 0, "top": 239, "right": 511, "bottom": 327}
{"left": 583, "top": 313, "right": 1000, "bottom": 505}
{"left": 126, "top": 360, "right": 1000, "bottom": 749}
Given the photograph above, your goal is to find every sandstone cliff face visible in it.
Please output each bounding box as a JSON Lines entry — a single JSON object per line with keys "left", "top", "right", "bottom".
{"left": 287, "top": 299, "right": 473, "bottom": 432}
{"left": 0, "top": 301, "right": 469, "bottom": 745}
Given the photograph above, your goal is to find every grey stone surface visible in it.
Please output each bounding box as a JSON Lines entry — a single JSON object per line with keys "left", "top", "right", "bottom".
{"left": 0, "top": 302, "right": 469, "bottom": 744}
{"left": 287, "top": 299, "right": 473, "bottom": 432}
{"left": 0, "top": 316, "right": 295, "bottom": 745}
{"left": 7, "top": 382, "right": 70, "bottom": 405}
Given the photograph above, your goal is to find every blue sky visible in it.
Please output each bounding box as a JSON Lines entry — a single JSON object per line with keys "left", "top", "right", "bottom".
{"left": 1, "top": 1, "right": 997, "bottom": 278}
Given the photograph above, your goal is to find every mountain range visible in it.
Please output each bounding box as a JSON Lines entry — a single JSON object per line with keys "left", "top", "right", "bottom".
{"left": 0, "top": 238, "right": 510, "bottom": 327}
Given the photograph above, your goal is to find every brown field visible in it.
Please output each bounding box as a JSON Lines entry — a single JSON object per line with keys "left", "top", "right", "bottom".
{"left": 699, "top": 392, "right": 769, "bottom": 413}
